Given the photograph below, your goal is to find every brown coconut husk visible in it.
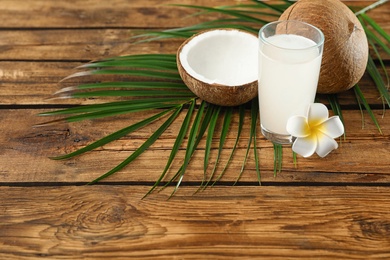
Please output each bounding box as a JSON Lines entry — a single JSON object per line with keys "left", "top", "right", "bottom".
{"left": 176, "top": 29, "right": 258, "bottom": 106}
{"left": 279, "top": 0, "right": 369, "bottom": 94}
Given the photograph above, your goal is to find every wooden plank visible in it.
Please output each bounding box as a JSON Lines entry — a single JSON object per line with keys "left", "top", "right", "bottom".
{"left": 1, "top": 0, "right": 385, "bottom": 29}
{"left": 0, "top": 29, "right": 184, "bottom": 61}
{"left": 0, "top": 186, "right": 389, "bottom": 259}
{"left": 0, "top": 0, "right": 231, "bottom": 29}
{"left": 0, "top": 1, "right": 389, "bottom": 259}
{"left": 0, "top": 28, "right": 388, "bottom": 62}
{"left": 1, "top": 108, "right": 389, "bottom": 184}
{"left": 0, "top": 61, "right": 388, "bottom": 106}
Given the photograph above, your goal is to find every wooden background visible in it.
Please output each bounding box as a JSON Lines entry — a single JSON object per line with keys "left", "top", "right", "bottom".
{"left": 1, "top": 0, "right": 389, "bottom": 258}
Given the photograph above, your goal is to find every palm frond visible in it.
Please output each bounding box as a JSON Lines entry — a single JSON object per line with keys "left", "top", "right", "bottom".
{"left": 39, "top": 1, "right": 390, "bottom": 196}
{"left": 134, "top": 3, "right": 280, "bottom": 42}
{"left": 356, "top": 6, "right": 390, "bottom": 110}
{"left": 194, "top": 103, "right": 219, "bottom": 193}
{"left": 273, "top": 144, "right": 282, "bottom": 177}
{"left": 134, "top": 19, "right": 260, "bottom": 42}
{"left": 50, "top": 107, "right": 180, "bottom": 160}
{"left": 328, "top": 94, "right": 346, "bottom": 139}
{"left": 200, "top": 105, "right": 220, "bottom": 190}
{"left": 216, "top": 4, "right": 282, "bottom": 17}
{"left": 172, "top": 4, "right": 272, "bottom": 24}
{"left": 354, "top": 84, "right": 383, "bottom": 134}
{"left": 143, "top": 98, "right": 197, "bottom": 198}
{"left": 251, "top": 0, "right": 291, "bottom": 13}
{"left": 232, "top": 99, "right": 260, "bottom": 185}
{"left": 69, "top": 90, "right": 193, "bottom": 98}
{"left": 169, "top": 100, "right": 208, "bottom": 197}
{"left": 203, "top": 106, "right": 232, "bottom": 189}
{"left": 64, "top": 69, "right": 182, "bottom": 81}
{"left": 63, "top": 54, "right": 181, "bottom": 82}
{"left": 39, "top": 98, "right": 187, "bottom": 116}
{"left": 55, "top": 81, "right": 190, "bottom": 93}
{"left": 212, "top": 106, "right": 239, "bottom": 186}
{"left": 88, "top": 105, "right": 184, "bottom": 184}
{"left": 232, "top": 105, "right": 247, "bottom": 185}
{"left": 327, "top": 94, "right": 345, "bottom": 123}
{"left": 250, "top": 99, "right": 261, "bottom": 185}
{"left": 366, "top": 56, "right": 390, "bottom": 108}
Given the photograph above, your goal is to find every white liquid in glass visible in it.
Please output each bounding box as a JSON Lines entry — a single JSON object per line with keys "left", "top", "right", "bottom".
{"left": 258, "top": 34, "right": 322, "bottom": 135}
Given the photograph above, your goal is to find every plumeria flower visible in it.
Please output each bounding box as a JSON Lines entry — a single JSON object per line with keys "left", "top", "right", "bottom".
{"left": 286, "top": 103, "right": 344, "bottom": 158}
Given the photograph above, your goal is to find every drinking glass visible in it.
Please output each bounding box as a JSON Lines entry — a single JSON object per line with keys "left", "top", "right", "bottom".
{"left": 258, "top": 20, "right": 324, "bottom": 144}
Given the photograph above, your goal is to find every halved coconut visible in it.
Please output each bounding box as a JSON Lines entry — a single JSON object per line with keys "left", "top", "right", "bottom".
{"left": 177, "top": 29, "right": 258, "bottom": 106}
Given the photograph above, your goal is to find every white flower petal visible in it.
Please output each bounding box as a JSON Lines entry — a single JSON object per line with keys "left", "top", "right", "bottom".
{"left": 307, "top": 103, "right": 329, "bottom": 127}
{"left": 315, "top": 131, "right": 339, "bottom": 158}
{"left": 318, "top": 116, "right": 344, "bottom": 138}
{"left": 286, "top": 115, "right": 310, "bottom": 137}
{"left": 292, "top": 135, "right": 317, "bottom": 158}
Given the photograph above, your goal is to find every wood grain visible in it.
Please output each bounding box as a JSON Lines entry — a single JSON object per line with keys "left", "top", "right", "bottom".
{"left": 0, "top": 1, "right": 389, "bottom": 259}
{"left": 0, "top": 60, "right": 388, "bottom": 106}
{"left": 0, "top": 0, "right": 222, "bottom": 29}
{"left": 1, "top": 0, "right": 386, "bottom": 29}
{"left": 0, "top": 30, "right": 185, "bottom": 61}
{"left": 1, "top": 108, "right": 389, "bottom": 183}
{"left": 0, "top": 29, "right": 388, "bottom": 62}
{"left": 1, "top": 186, "right": 390, "bottom": 259}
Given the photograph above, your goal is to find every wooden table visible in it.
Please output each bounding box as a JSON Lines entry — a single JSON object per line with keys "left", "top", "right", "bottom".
{"left": 1, "top": 0, "right": 389, "bottom": 258}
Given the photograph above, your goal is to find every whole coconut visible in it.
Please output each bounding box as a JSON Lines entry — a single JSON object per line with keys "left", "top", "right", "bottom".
{"left": 279, "top": 0, "right": 369, "bottom": 94}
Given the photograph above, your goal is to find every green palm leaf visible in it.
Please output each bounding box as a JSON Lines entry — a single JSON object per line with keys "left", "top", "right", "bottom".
{"left": 366, "top": 56, "right": 390, "bottom": 108}
{"left": 273, "top": 144, "right": 282, "bottom": 177}
{"left": 214, "top": 105, "right": 245, "bottom": 185}
{"left": 39, "top": 98, "right": 188, "bottom": 116}
{"left": 39, "top": 1, "right": 389, "bottom": 196}
{"left": 252, "top": 0, "right": 290, "bottom": 13}
{"left": 89, "top": 104, "right": 184, "bottom": 184}
{"left": 250, "top": 99, "right": 261, "bottom": 184}
{"left": 361, "top": 16, "right": 390, "bottom": 110}
{"left": 171, "top": 4, "right": 271, "bottom": 24}
{"left": 214, "top": 5, "right": 281, "bottom": 17}
{"left": 65, "top": 69, "right": 182, "bottom": 81}
{"left": 201, "top": 105, "right": 220, "bottom": 189}
{"left": 135, "top": 2, "right": 287, "bottom": 42}
{"left": 234, "top": 99, "right": 260, "bottom": 185}
{"left": 50, "top": 107, "right": 179, "bottom": 160}
{"left": 193, "top": 103, "right": 218, "bottom": 193}
{"left": 211, "top": 106, "right": 237, "bottom": 186}
{"left": 81, "top": 60, "right": 178, "bottom": 70}
{"left": 327, "top": 94, "right": 345, "bottom": 123}
{"left": 359, "top": 13, "right": 390, "bottom": 44}
{"left": 69, "top": 90, "right": 194, "bottom": 98}
{"left": 86, "top": 54, "right": 177, "bottom": 64}
{"left": 203, "top": 106, "right": 232, "bottom": 189}
{"left": 55, "top": 81, "right": 190, "bottom": 93}
{"left": 354, "top": 84, "right": 383, "bottom": 134}
{"left": 40, "top": 102, "right": 181, "bottom": 123}
{"left": 143, "top": 98, "right": 197, "bottom": 198}
{"left": 168, "top": 100, "right": 208, "bottom": 197}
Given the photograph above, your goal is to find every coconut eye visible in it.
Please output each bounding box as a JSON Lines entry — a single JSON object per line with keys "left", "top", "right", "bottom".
{"left": 177, "top": 29, "right": 258, "bottom": 106}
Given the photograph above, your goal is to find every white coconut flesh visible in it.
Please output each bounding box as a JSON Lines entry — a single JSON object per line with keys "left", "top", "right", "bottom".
{"left": 179, "top": 30, "right": 258, "bottom": 86}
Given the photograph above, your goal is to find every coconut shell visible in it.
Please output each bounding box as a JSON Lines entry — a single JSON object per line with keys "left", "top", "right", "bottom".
{"left": 177, "top": 54, "right": 258, "bottom": 106}
{"left": 279, "top": 0, "right": 369, "bottom": 94}
{"left": 176, "top": 29, "right": 258, "bottom": 106}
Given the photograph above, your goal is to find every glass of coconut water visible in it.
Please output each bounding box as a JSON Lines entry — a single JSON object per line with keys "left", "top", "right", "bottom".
{"left": 258, "top": 20, "right": 324, "bottom": 145}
